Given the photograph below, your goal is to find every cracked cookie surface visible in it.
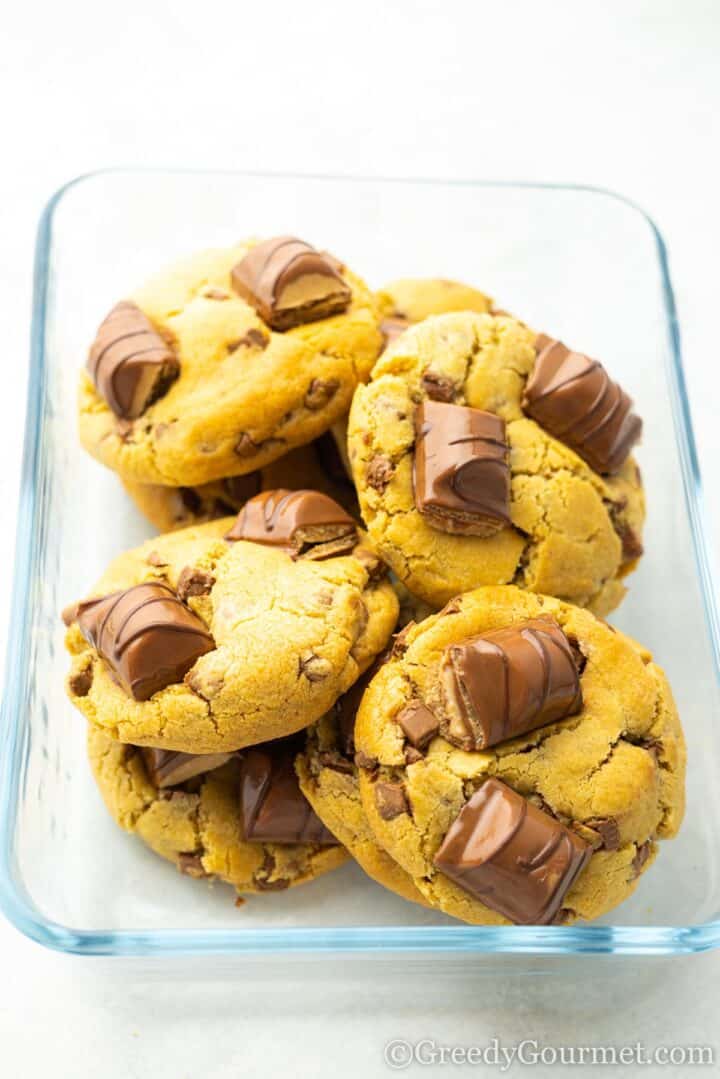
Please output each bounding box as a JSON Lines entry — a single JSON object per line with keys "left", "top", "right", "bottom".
{"left": 121, "top": 436, "right": 359, "bottom": 532}
{"left": 354, "top": 586, "right": 685, "bottom": 926}
{"left": 88, "top": 727, "right": 347, "bottom": 894}
{"left": 65, "top": 520, "right": 398, "bottom": 753}
{"left": 79, "top": 242, "right": 383, "bottom": 487}
{"left": 348, "top": 312, "right": 645, "bottom": 613}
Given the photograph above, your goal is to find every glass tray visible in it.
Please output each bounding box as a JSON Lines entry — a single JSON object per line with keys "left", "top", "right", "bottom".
{"left": 1, "top": 171, "right": 718, "bottom": 957}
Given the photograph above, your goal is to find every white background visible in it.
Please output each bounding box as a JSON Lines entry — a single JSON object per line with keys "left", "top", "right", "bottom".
{"left": 1, "top": 1, "right": 720, "bottom": 1075}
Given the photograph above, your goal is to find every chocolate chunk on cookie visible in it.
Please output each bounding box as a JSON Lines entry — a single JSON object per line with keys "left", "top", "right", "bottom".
{"left": 231, "top": 236, "right": 351, "bottom": 331}
{"left": 523, "top": 337, "right": 642, "bottom": 474}
{"left": 414, "top": 401, "right": 511, "bottom": 536}
{"left": 88, "top": 301, "right": 179, "bottom": 419}
{"left": 433, "top": 778, "right": 591, "bottom": 925}
{"left": 225, "top": 489, "right": 358, "bottom": 560}
{"left": 76, "top": 583, "right": 214, "bottom": 701}
{"left": 440, "top": 616, "right": 582, "bottom": 750}
{"left": 239, "top": 741, "right": 337, "bottom": 844}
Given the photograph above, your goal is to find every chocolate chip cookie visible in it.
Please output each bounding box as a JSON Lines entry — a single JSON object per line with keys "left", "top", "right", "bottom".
{"left": 354, "top": 586, "right": 685, "bottom": 926}
{"left": 64, "top": 508, "right": 398, "bottom": 753}
{"left": 79, "top": 238, "right": 383, "bottom": 488}
{"left": 296, "top": 660, "right": 428, "bottom": 908}
{"left": 88, "top": 727, "right": 347, "bottom": 895}
{"left": 348, "top": 312, "right": 644, "bottom": 613}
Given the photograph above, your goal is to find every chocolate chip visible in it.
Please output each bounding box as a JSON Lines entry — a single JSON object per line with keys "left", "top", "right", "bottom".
{"left": 304, "top": 378, "right": 340, "bottom": 411}
{"left": 178, "top": 852, "right": 208, "bottom": 878}
{"left": 619, "top": 525, "right": 644, "bottom": 562}
{"left": 235, "top": 433, "right": 261, "bottom": 458}
{"left": 421, "top": 370, "right": 456, "bottom": 402}
{"left": 298, "top": 652, "right": 333, "bottom": 682}
{"left": 202, "top": 287, "right": 230, "bottom": 300}
{"left": 396, "top": 700, "right": 439, "bottom": 749}
{"left": 176, "top": 566, "right": 215, "bottom": 601}
{"left": 375, "top": 782, "right": 409, "bottom": 820}
{"left": 584, "top": 816, "right": 621, "bottom": 851}
{"left": 354, "top": 751, "right": 379, "bottom": 772}
{"left": 69, "top": 665, "right": 93, "bottom": 697}
{"left": 228, "top": 328, "right": 269, "bottom": 351}
{"left": 404, "top": 746, "right": 424, "bottom": 765}
{"left": 631, "top": 840, "right": 653, "bottom": 878}
{"left": 146, "top": 550, "right": 168, "bottom": 568}
{"left": 318, "top": 750, "right": 355, "bottom": 775}
{"left": 366, "top": 455, "right": 394, "bottom": 493}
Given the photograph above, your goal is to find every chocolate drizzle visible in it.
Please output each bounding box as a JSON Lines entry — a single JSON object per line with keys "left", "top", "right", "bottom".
{"left": 225, "top": 489, "right": 358, "bottom": 559}
{"left": 413, "top": 401, "right": 511, "bottom": 536}
{"left": 87, "top": 301, "right": 179, "bottom": 419}
{"left": 441, "top": 617, "right": 583, "bottom": 750}
{"left": 433, "top": 778, "right": 591, "bottom": 924}
{"left": 522, "top": 338, "right": 642, "bottom": 474}
{"left": 231, "top": 237, "right": 351, "bottom": 330}
{"left": 76, "top": 582, "right": 214, "bottom": 701}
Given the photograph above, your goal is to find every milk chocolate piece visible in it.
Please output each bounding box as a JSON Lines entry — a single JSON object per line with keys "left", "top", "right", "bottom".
{"left": 396, "top": 700, "right": 439, "bottom": 750}
{"left": 522, "top": 338, "right": 642, "bottom": 474}
{"left": 87, "top": 301, "right": 179, "bottom": 419}
{"left": 231, "top": 237, "right": 351, "bottom": 330}
{"left": 434, "top": 778, "right": 591, "bottom": 924}
{"left": 76, "top": 583, "right": 214, "bottom": 701}
{"left": 375, "top": 782, "right": 409, "bottom": 820}
{"left": 380, "top": 315, "right": 411, "bottom": 347}
{"left": 140, "top": 747, "right": 233, "bottom": 788}
{"left": 225, "top": 489, "right": 357, "bottom": 559}
{"left": 441, "top": 617, "right": 582, "bottom": 750}
{"left": 239, "top": 741, "right": 337, "bottom": 844}
{"left": 413, "top": 401, "right": 511, "bottom": 536}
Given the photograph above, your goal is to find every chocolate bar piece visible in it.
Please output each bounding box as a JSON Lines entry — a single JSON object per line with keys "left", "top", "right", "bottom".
{"left": 380, "top": 315, "right": 411, "bottom": 348}
{"left": 231, "top": 237, "right": 351, "bottom": 331}
{"left": 441, "top": 617, "right": 582, "bottom": 750}
{"left": 522, "top": 337, "right": 642, "bottom": 474}
{"left": 76, "top": 582, "right": 214, "bottom": 701}
{"left": 140, "top": 747, "right": 233, "bottom": 788}
{"left": 396, "top": 699, "right": 439, "bottom": 750}
{"left": 239, "top": 741, "right": 337, "bottom": 844}
{"left": 87, "top": 301, "right": 179, "bottom": 419}
{"left": 434, "top": 778, "right": 591, "bottom": 924}
{"left": 413, "top": 401, "right": 511, "bottom": 536}
{"left": 225, "top": 489, "right": 357, "bottom": 559}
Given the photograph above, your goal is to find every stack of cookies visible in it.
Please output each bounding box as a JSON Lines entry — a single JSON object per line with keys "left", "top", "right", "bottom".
{"left": 63, "top": 236, "right": 685, "bottom": 926}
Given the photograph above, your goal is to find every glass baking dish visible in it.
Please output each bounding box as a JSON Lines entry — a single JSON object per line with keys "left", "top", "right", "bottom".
{"left": 1, "top": 171, "right": 718, "bottom": 957}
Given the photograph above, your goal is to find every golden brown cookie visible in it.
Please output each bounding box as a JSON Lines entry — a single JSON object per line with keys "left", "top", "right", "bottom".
{"left": 79, "top": 240, "right": 383, "bottom": 488}
{"left": 354, "top": 586, "right": 685, "bottom": 926}
{"left": 348, "top": 312, "right": 644, "bottom": 613}
{"left": 297, "top": 674, "right": 428, "bottom": 908}
{"left": 89, "top": 727, "right": 347, "bottom": 895}
{"left": 65, "top": 517, "right": 398, "bottom": 753}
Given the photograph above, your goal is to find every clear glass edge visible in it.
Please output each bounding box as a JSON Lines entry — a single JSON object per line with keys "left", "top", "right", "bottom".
{"left": 1, "top": 169, "right": 718, "bottom": 958}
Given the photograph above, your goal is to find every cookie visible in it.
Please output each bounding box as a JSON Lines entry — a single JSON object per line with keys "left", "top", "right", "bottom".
{"left": 88, "top": 727, "right": 347, "bottom": 894}
{"left": 64, "top": 512, "right": 398, "bottom": 753}
{"left": 348, "top": 312, "right": 644, "bottom": 613}
{"left": 121, "top": 434, "right": 359, "bottom": 532}
{"left": 296, "top": 658, "right": 428, "bottom": 908}
{"left": 354, "top": 586, "right": 685, "bottom": 926}
{"left": 79, "top": 238, "right": 383, "bottom": 488}
{"left": 376, "top": 277, "right": 495, "bottom": 342}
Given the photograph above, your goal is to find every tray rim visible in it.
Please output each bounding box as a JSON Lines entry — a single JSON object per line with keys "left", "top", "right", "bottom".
{"left": 1, "top": 169, "right": 718, "bottom": 957}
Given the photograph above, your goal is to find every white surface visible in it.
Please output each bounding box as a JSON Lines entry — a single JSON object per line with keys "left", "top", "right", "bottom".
{"left": 1, "top": 1, "right": 719, "bottom": 1075}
